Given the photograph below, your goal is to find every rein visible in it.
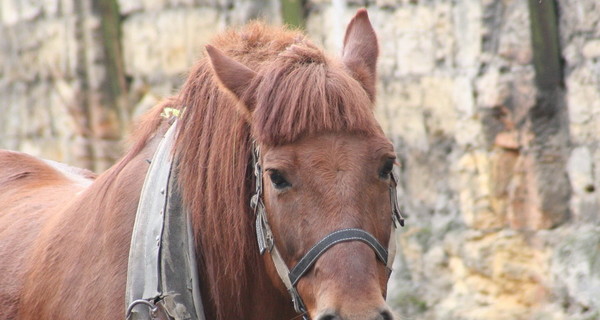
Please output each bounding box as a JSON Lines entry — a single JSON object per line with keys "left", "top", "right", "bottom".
{"left": 249, "top": 143, "right": 404, "bottom": 319}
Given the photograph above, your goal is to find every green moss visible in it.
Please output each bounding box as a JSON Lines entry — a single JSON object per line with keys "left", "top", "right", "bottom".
{"left": 583, "top": 312, "right": 600, "bottom": 320}
{"left": 527, "top": 0, "right": 562, "bottom": 90}
{"left": 280, "top": 0, "right": 305, "bottom": 29}
{"left": 391, "top": 290, "right": 429, "bottom": 315}
{"left": 97, "top": 0, "right": 126, "bottom": 100}
{"left": 412, "top": 227, "right": 434, "bottom": 250}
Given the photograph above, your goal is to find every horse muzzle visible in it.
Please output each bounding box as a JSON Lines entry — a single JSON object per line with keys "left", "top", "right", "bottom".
{"left": 315, "top": 308, "right": 394, "bottom": 320}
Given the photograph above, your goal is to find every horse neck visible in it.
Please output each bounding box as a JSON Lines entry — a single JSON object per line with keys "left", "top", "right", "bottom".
{"left": 15, "top": 128, "right": 165, "bottom": 319}
{"left": 172, "top": 62, "right": 299, "bottom": 317}
{"left": 196, "top": 242, "right": 297, "bottom": 320}
{"left": 173, "top": 132, "right": 296, "bottom": 318}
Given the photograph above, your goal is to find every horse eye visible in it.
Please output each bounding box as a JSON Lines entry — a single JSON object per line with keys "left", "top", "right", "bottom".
{"left": 268, "top": 170, "right": 291, "bottom": 189}
{"left": 380, "top": 158, "right": 395, "bottom": 179}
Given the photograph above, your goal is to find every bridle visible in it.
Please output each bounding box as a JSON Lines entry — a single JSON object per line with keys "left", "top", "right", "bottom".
{"left": 249, "top": 143, "right": 404, "bottom": 320}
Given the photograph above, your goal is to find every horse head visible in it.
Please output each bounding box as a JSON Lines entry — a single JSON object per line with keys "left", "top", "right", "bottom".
{"left": 206, "top": 9, "right": 399, "bottom": 320}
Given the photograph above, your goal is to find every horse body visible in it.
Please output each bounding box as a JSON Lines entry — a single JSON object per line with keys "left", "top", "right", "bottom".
{"left": 0, "top": 142, "right": 155, "bottom": 319}
{"left": 1, "top": 10, "right": 399, "bottom": 320}
{"left": 0, "top": 150, "right": 88, "bottom": 319}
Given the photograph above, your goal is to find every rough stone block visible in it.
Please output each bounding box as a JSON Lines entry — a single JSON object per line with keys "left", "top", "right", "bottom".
{"left": 1, "top": 17, "right": 78, "bottom": 81}
{"left": 377, "top": 81, "right": 428, "bottom": 150}
{"left": 437, "top": 231, "right": 550, "bottom": 319}
{"left": 0, "top": 0, "right": 42, "bottom": 25}
{"left": 582, "top": 39, "right": 600, "bottom": 59}
{"left": 552, "top": 227, "right": 600, "bottom": 315}
{"left": 118, "top": 0, "right": 144, "bottom": 14}
{"left": 565, "top": 68, "right": 600, "bottom": 145}
{"left": 368, "top": 10, "right": 397, "bottom": 80}
{"left": 508, "top": 149, "right": 570, "bottom": 231}
{"left": 227, "top": 0, "right": 282, "bottom": 25}
{"left": 456, "top": 150, "right": 501, "bottom": 230}
{"left": 558, "top": 0, "right": 600, "bottom": 35}
{"left": 305, "top": 4, "right": 355, "bottom": 53}
{"left": 497, "top": 0, "right": 532, "bottom": 65}
{"left": 567, "top": 147, "right": 599, "bottom": 224}
{"left": 567, "top": 147, "right": 594, "bottom": 195}
{"left": 421, "top": 76, "right": 457, "bottom": 137}
{"left": 122, "top": 8, "right": 220, "bottom": 83}
{"left": 453, "top": 0, "right": 482, "bottom": 70}
{"left": 393, "top": 6, "right": 436, "bottom": 75}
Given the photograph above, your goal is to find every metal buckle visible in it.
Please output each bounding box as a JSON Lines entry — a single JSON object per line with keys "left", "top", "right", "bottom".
{"left": 254, "top": 162, "right": 263, "bottom": 195}
{"left": 390, "top": 173, "right": 405, "bottom": 228}
{"left": 250, "top": 142, "right": 274, "bottom": 254}
{"left": 255, "top": 203, "right": 274, "bottom": 254}
{"left": 289, "top": 287, "right": 307, "bottom": 315}
{"left": 250, "top": 142, "right": 263, "bottom": 215}
{"left": 250, "top": 194, "right": 259, "bottom": 211}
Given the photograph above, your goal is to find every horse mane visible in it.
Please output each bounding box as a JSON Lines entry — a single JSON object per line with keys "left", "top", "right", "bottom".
{"left": 121, "top": 22, "right": 381, "bottom": 318}
{"left": 247, "top": 38, "right": 379, "bottom": 146}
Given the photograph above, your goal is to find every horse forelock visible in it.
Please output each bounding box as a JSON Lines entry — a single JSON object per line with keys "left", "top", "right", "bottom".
{"left": 250, "top": 43, "right": 380, "bottom": 146}
{"left": 171, "top": 22, "right": 382, "bottom": 319}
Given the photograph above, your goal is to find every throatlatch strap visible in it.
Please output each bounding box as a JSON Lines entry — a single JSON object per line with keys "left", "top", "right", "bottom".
{"left": 288, "top": 228, "right": 388, "bottom": 286}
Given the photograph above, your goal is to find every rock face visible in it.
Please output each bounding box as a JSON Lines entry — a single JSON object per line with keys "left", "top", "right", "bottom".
{"left": 0, "top": 0, "right": 280, "bottom": 171}
{"left": 1, "top": 0, "right": 599, "bottom": 319}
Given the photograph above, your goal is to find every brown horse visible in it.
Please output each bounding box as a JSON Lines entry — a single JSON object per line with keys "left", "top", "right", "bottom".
{"left": 0, "top": 9, "right": 399, "bottom": 320}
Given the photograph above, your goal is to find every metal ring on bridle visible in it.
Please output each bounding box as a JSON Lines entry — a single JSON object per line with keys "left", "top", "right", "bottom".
{"left": 126, "top": 299, "right": 158, "bottom": 319}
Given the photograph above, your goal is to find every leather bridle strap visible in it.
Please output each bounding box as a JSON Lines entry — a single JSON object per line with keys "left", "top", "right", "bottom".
{"left": 249, "top": 142, "right": 404, "bottom": 319}
{"left": 289, "top": 228, "right": 388, "bottom": 286}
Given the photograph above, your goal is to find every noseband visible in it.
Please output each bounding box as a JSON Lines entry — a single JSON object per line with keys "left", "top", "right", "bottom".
{"left": 249, "top": 144, "right": 404, "bottom": 319}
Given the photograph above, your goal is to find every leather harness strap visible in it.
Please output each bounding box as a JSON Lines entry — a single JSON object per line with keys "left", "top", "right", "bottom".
{"left": 126, "top": 121, "right": 205, "bottom": 320}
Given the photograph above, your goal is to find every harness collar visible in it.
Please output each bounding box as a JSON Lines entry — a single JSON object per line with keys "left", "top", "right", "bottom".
{"left": 125, "top": 121, "right": 205, "bottom": 320}
{"left": 250, "top": 142, "right": 404, "bottom": 319}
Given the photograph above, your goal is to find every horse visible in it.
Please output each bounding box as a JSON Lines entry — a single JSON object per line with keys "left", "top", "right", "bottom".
{"left": 0, "top": 9, "right": 400, "bottom": 320}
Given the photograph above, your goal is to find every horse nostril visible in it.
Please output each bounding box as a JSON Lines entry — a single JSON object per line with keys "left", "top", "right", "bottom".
{"left": 379, "top": 309, "right": 394, "bottom": 320}
{"left": 316, "top": 312, "right": 341, "bottom": 320}
{"left": 317, "top": 309, "right": 392, "bottom": 320}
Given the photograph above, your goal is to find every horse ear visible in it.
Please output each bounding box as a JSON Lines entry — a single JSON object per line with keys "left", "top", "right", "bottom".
{"left": 206, "top": 44, "right": 257, "bottom": 111}
{"left": 341, "top": 9, "right": 378, "bottom": 102}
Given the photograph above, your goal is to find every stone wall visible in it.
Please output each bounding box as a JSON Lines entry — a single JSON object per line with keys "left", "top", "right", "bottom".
{"left": 1, "top": 0, "right": 599, "bottom": 319}
{"left": 0, "top": 0, "right": 281, "bottom": 171}
{"left": 0, "top": 0, "right": 127, "bottom": 171}
{"left": 306, "top": 1, "right": 599, "bottom": 319}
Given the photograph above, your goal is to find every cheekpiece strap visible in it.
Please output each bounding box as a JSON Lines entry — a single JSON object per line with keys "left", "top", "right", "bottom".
{"left": 250, "top": 142, "right": 274, "bottom": 254}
